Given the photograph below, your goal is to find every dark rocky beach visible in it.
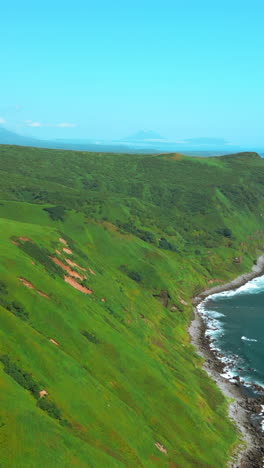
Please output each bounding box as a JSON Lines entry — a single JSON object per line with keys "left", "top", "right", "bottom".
{"left": 189, "top": 256, "right": 264, "bottom": 467}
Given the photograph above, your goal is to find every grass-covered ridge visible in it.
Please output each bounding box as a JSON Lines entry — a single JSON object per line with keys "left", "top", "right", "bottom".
{"left": 0, "top": 145, "right": 264, "bottom": 467}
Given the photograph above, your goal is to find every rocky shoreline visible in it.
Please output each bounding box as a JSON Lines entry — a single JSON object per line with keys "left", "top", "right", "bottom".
{"left": 189, "top": 255, "right": 264, "bottom": 468}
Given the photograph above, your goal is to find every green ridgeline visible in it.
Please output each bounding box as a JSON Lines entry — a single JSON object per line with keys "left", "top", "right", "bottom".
{"left": 0, "top": 146, "right": 263, "bottom": 467}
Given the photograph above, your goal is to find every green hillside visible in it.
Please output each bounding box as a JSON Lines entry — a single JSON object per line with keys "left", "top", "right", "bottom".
{"left": 0, "top": 145, "right": 264, "bottom": 467}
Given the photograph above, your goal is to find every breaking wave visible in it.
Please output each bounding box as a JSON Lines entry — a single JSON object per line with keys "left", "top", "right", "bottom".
{"left": 241, "top": 336, "right": 258, "bottom": 343}
{"left": 209, "top": 275, "right": 264, "bottom": 300}
{"left": 198, "top": 274, "right": 264, "bottom": 395}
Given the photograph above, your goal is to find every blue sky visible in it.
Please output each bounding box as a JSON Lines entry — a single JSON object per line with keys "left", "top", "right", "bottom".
{"left": 1, "top": 0, "right": 264, "bottom": 145}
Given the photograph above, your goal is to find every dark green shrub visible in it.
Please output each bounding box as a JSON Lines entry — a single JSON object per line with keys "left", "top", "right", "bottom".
{"left": 217, "top": 227, "right": 232, "bottom": 238}
{"left": 158, "top": 237, "right": 178, "bottom": 252}
{"left": 116, "top": 221, "right": 156, "bottom": 244}
{"left": 140, "top": 231, "right": 156, "bottom": 244}
{"left": 0, "top": 355, "right": 40, "bottom": 397}
{"left": 6, "top": 301, "right": 29, "bottom": 321}
{"left": 119, "top": 265, "right": 141, "bottom": 283}
{"left": 105, "top": 305, "right": 125, "bottom": 325}
{"left": 0, "top": 281, "right": 7, "bottom": 294}
{"left": 37, "top": 398, "right": 61, "bottom": 420}
{"left": 127, "top": 271, "right": 141, "bottom": 282}
{"left": 81, "top": 330, "right": 100, "bottom": 344}
{"left": 0, "top": 287, "right": 28, "bottom": 321}
{"left": 18, "top": 242, "right": 64, "bottom": 278}
{"left": 44, "top": 206, "right": 65, "bottom": 221}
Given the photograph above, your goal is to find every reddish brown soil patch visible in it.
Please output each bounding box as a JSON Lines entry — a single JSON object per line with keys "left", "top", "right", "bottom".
{"left": 18, "top": 277, "right": 49, "bottom": 298}
{"left": 37, "top": 290, "right": 49, "bottom": 298}
{"left": 18, "top": 237, "right": 32, "bottom": 242}
{"left": 155, "top": 442, "right": 167, "bottom": 455}
{"left": 89, "top": 268, "right": 96, "bottom": 275}
{"left": 63, "top": 247, "right": 73, "bottom": 254}
{"left": 19, "top": 278, "right": 34, "bottom": 289}
{"left": 59, "top": 237, "right": 68, "bottom": 245}
{"left": 39, "top": 390, "right": 48, "bottom": 398}
{"left": 101, "top": 298, "right": 106, "bottom": 302}
{"left": 64, "top": 275, "right": 93, "bottom": 294}
{"left": 11, "top": 239, "right": 18, "bottom": 245}
{"left": 65, "top": 258, "right": 86, "bottom": 271}
{"left": 55, "top": 249, "right": 61, "bottom": 255}
{"left": 49, "top": 338, "right": 59, "bottom": 346}
{"left": 51, "top": 257, "right": 86, "bottom": 280}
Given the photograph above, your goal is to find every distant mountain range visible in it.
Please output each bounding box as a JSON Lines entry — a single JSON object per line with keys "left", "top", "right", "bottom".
{"left": 0, "top": 126, "right": 263, "bottom": 156}
{"left": 0, "top": 127, "right": 39, "bottom": 147}
{"left": 0, "top": 127, "right": 149, "bottom": 153}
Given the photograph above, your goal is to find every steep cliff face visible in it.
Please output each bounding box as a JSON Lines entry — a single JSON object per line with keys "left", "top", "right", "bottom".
{"left": 0, "top": 146, "right": 263, "bottom": 467}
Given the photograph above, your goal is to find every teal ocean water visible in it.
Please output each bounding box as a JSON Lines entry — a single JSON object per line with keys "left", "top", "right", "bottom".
{"left": 198, "top": 276, "right": 264, "bottom": 390}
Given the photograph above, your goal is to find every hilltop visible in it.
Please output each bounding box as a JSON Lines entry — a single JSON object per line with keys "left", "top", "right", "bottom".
{"left": 0, "top": 145, "right": 264, "bottom": 467}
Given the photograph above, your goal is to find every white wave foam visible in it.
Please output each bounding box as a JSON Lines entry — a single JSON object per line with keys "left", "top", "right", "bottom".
{"left": 260, "top": 405, "right": 264, "bottom": 431}
{"left": 197, "top": 302, "right": 226, "bottom": 343}
{"left": 197, "top": 279, "right": 264, "bottom": 408}
{"left": 210, "top": 275, "right": 264, "bottom": 300}
{"left": 221, "top": 369, "right": 238, "bottom": 381}
{"left": 241, "top": 336, "right": 258, "bottom": 342}
{"left": 206, "top": 310, "right": 225, "bottom": 319}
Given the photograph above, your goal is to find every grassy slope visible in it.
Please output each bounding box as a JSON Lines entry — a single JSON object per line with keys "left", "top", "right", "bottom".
{"left": 0, "top": 146, "right": 264, "bottom": 467}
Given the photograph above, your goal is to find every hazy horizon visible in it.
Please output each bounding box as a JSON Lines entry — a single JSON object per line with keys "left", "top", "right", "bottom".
{"left": 1, "top": 1, "right": 264, "bottom": 146}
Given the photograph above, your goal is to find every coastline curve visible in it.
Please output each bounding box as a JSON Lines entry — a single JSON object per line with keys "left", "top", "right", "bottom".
{"left": 189, "top": 255, "right": 264, "bottom": 467}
